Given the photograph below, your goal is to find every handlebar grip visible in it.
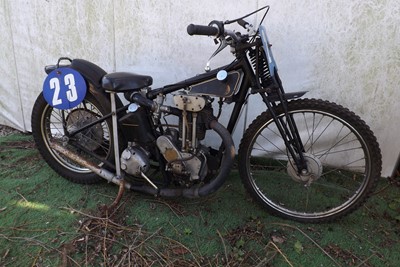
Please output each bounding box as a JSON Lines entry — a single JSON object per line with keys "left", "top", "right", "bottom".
{"left": 237, "top": 19, "right": 249, "bottom": 29}
{"left": 187, "top": 24, "right": 219, "bottom": 36}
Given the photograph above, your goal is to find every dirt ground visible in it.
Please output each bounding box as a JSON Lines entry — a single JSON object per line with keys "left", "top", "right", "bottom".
{"left": 0, "top": 125, "right": 21, "bottom": 137}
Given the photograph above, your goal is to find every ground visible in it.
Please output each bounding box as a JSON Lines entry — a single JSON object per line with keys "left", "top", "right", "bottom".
{"left": 1, "top": 128, "right": 400, "bottom": 266}
{"left": 0, "top": 125, "right": 20, "bottom": 137}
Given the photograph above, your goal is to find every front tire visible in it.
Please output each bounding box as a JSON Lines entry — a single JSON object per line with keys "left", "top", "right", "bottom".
{"left": 238, "top": 99, "right": 382, "bottom": 223}
{"left": 31, "top": 89, "right": 114, "bottom": 184}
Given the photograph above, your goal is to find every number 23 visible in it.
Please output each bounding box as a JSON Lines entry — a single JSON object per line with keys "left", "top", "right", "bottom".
{"left": 49, "top": 74, "right": 78, "bottom": 106}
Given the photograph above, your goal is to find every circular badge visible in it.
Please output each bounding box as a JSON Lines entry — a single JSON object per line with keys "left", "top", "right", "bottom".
{"left": 216, "top": 70, "right": 228, "bottom": 82}
{"left": 42, "top": 68, "right": 87, "bottom": 110}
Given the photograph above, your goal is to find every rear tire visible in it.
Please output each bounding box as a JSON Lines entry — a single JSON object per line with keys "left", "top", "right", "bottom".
{"left": 238, "top": 99, "right": 382, "bottom": 223}
{"left": 31, "top": 88, "right": 114, "bottom": 184}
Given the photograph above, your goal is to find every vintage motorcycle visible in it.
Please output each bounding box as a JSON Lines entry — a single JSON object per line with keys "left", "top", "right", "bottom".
{"left": 31, "top": 6, "right": 382, "bottom": 223}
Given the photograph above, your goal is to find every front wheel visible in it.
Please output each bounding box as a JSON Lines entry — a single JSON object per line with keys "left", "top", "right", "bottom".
{"left": 238, "top": 99, "right": 382, "bottom": 223}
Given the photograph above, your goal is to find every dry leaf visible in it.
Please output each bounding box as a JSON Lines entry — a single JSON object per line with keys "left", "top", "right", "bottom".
{"left": 271, "top": 234, "right": 285, "bottom": 244}
{"left": 172, "top": 247, "right": 188, "bottom": 255}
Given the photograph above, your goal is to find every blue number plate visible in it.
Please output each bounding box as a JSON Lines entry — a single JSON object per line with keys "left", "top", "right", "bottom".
{"left": 42, "top": 68, "right": 87, "bottom": 110}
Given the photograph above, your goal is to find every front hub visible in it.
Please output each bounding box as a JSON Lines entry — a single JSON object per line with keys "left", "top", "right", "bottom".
{"left": 287, "top": 153, "right": 323, "bottom": 184}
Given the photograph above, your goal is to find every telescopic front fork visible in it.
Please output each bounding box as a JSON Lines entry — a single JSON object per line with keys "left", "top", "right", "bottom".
{"left": 261, "top": 93, "right": 308, "bottom": 174}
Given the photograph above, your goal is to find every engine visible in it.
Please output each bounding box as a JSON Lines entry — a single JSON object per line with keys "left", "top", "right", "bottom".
{"left": 120, "top": 145, "right": 150, "bottom": 177}
{"left": 157, "top": 93, "right": 212, "bottom": 181}
{"left": 120, "top": 93, "right": 213, "bottom": 182}
{"left": 156, "top": 134, "right": 208, "bottom": 181}
{"left": 120, "top": 135, "right": 208, "bottom": 182}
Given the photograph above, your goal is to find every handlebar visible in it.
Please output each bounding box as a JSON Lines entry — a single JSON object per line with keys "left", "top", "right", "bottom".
{"left": 187, "top": 24, "right": 219, "bottom": 36}
{"left": 187, "top": 18, "right": 251, "bottom": 40}
{"left": 185, "top": 6, "right": 269, "bottom": 65}
{"left": 187, "top": 5, "right": 269, "bottom": 39}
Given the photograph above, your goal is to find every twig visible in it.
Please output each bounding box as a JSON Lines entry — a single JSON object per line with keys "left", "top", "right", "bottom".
{"left": 85, "top": 235, "right": 88, "bottom": 267}
{"left": 346, "top": 229, "right": 385, "bottom": 251}
{"left": 159, "top": 235, "right": 202, "bottom": 267}
{"left": 145, "top": 199, "right": 184, "bottom": 218}
{"left": 146, "top": 245, "right": 168, "bottom": 266}
{"left": 15, "top": 189, "right": 28, "bottom": 202}
{"left": 216, "top": 229, "right": 229, "bottom": 264}
{"left": 355, "top": 252, "right": 377, "bottom": 267}
{"left": 0, "top": 234, "right": 50, "bottom": 252}
{"left": 2, "top": 248, "right": 10, "bottom": 260}
{"left": 107, "top": 197, "right": 130, "bottom": 218}
{"left": 168, "top": 221, "right": 182, "bottom": 236}
{"left": 31, "top": 247, "right": 43, "bottom": 267}
{"left": 135, "top": 246, "right": 151, "bottom": 266}
{"left": 0, "top": 226, "right": 61, "bottom": 233}
{"left": 61, "top": 206, "right": 109, "bottom": 220}
{"left": 268, "top": 241, "right": 294, "bottom": 267}
{"left": 255, "top": 245, "right": 277, "bottom": 267}
{"left": 103, "top": 209, "right": 109, "bottom": 267}
{"left": 0, "top": 234, "right": 81, "bottom": 266}
{"left": 271, "top": 223, "right": 342, "bottom": 267}
{"left": 346, "top": 229, "right": 387, "bottom": 265}
{"left": 61, "top": 206, "right": 141, "bottom": 230}
{"left": 371, "top": 183, "right": 390, "bottom": 195}
{"left": 74, "top": 232, "right": 130, "bottom": 248}
{"left": 132, "top": 227, "right": 162, "bottom": 250}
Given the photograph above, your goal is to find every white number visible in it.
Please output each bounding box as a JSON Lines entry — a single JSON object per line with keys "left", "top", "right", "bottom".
{"left": 64, "top": 73, "right": 78, "bottom": 102}
{"left": 49, "top": 77, "right": 62, "bottom": 106}
{"left": 48, "top": 73, "right": 79, "bottom": 106}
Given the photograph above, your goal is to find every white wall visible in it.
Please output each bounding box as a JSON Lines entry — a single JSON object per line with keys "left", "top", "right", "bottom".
{"left": 0, "top": 0, "right": 399, "bottom": 176}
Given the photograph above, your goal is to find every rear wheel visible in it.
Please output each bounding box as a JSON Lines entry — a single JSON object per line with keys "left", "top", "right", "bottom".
{"left": 238, "top": 99, "right": 382, "bottom": 223}
{"left": 31, "top": 90, "right": 114, "bottom": 184}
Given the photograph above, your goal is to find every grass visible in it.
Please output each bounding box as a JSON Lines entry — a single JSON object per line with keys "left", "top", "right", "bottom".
{"left": 1, "top": 133, "right": 400, "bottom": 266}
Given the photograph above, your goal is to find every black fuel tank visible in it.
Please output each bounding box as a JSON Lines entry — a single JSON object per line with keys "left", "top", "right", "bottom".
{"left": 189, "top": 70, "right": 243, "bottom": 97}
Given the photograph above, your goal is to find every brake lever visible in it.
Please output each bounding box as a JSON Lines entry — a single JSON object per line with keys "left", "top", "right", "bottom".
{"left": 205, "top": 39, "right": 228, "bottom": 72}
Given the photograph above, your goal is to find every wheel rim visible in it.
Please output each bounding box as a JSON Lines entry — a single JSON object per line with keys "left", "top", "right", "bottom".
{"left": 40, "top": 100, "right": 112, "bottom": 173}
{"left": 246, "top": 108, "right": 371, "bottom": 220}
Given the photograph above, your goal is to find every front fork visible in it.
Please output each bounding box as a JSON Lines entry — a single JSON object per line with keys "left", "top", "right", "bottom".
{"left": 261, "top": 92, "right": 308, "bottom": 174}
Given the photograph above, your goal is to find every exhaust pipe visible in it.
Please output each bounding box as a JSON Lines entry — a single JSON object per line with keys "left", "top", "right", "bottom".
{"left": 50, "top": 118, "right": 235, "bottom": 199}
{"left": 50, "top": 142, "right": 132, "bottom": 190}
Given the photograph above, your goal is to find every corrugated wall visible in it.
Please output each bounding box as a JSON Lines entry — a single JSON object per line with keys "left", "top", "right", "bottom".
{"left": 0, "top": 0, "right": 399, "bottom": 176}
